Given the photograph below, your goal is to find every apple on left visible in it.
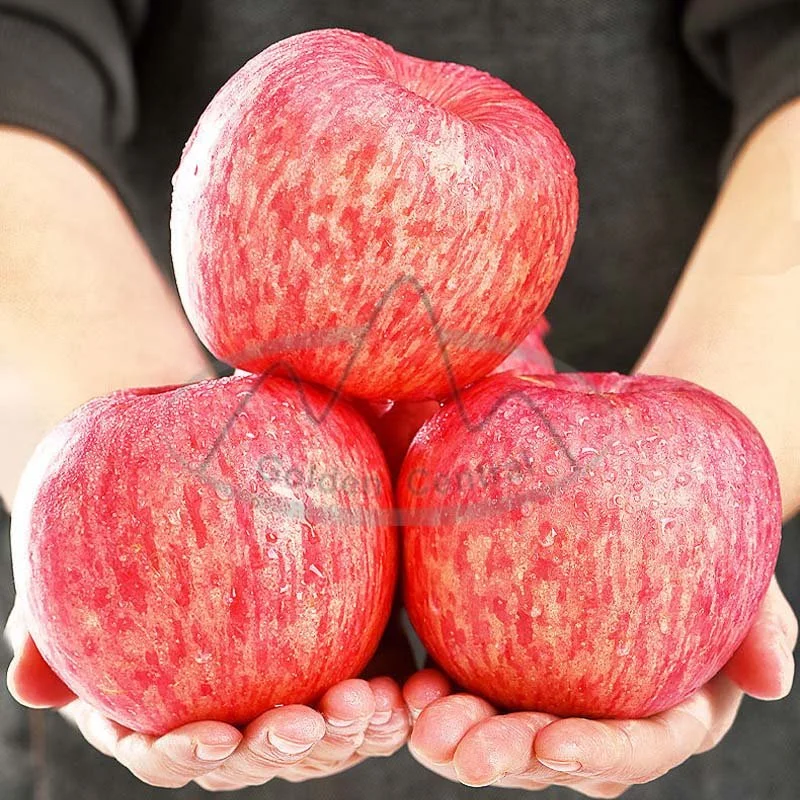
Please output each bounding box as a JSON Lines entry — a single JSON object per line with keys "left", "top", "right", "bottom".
{"left": 11, "top": 374, "right": 397, "bottom": 735}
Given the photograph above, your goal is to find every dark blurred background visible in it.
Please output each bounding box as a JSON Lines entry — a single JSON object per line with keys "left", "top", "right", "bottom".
{"left": 2, "top": 0, "right": 798, "bottom": 797}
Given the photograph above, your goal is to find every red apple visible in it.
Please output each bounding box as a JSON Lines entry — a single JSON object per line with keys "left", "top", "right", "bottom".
{"left": 11, "top": 374, "right": 397, "bottom": 735}
{"left": 368, "top": 318, "right": 557, "bottom": 475}
{"left": 399, "top": 372, "right": 781, "bottom": 718}
{"left": 171, "top": 28, "right": 578, "bottom": 401}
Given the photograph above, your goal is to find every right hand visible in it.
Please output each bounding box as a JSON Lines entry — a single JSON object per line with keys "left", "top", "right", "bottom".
{"left": 5, "top": 602, "right": 411, "bottom": 789}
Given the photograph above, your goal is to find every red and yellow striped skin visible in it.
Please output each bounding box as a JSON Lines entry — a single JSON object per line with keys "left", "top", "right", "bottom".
{"left": 12, "top": 374, "right": 397, "bottom": 735}
{"left": 400, "top": 372, "right": 781, "bottom": 719}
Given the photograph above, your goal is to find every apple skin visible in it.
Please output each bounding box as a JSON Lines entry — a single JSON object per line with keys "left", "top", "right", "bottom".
{"left": 11, "top": 374, "right": 397, "bottom": 735}
{"left": 171, "top": 28, "right": 578, "bottom": 401}
{"left": 399, "top": 372, "right": 782, "bottom": 718}
{"left": 367, "top": 318, "right": 556, "bottom": 475}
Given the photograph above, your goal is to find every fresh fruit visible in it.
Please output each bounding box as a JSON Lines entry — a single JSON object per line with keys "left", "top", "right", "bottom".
{"left": 11, "top": 374, "right": 397, "bottom": 735}
{"left": 399, "top": 372, "right": 781, "bottom": 718}
{"left": 369, "top": 318, "right": 556, "bottom": 475}
{"left": 171, "top": 28, "right": 578, "bottom": 400}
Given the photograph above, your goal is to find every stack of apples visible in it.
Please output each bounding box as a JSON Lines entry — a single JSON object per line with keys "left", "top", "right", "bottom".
{"left": 12, "top": 29, "right": 781, "bottom": 735}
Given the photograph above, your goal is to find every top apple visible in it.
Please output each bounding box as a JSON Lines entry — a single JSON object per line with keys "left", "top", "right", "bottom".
{"left": 171, "top": 28, "right": 578, "bottom": 400}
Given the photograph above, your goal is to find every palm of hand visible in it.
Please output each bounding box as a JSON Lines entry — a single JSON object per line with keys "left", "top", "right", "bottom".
{"left": 403, "top": 576, "right": 796, "bottom": 797}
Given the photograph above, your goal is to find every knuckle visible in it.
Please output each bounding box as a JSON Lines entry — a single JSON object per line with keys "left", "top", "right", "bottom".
{"left": 582, "top": 782, "right": 629, "bottom": 799}
{"left": 194, "top": 773, "right": 245, "bottom": 792}
{"left": 127, "top": 765, "right": 191, "bottom": 789}
{"left": 242, "top": 738, "right": 304, "bottom": 770}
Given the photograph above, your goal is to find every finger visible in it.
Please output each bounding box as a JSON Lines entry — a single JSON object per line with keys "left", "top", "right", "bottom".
{"left": 402, "top": 668, "right": 451, "bottom": 721}
{"left": 724, "top": 576, "right": 797, "bottom": 699}
{"left": 409, "top": 694, "right": 495, "bottom": 767}
{"left": 7, "top": 633, "right": 76, "bottom": 708}
{"left": 281, "top": 751, "right": 365, "bottom": 783}
{"left": 3, "top": 602, "right": 27, "bottom": 652}
{"left": 303, "top": 678, "right": 375, "bottom": 766}
{"left": 358, "top": 676, "right": 411, "bottom": 757}
{"left": 207, "top": 704, "right": 325, "bottom": 787}
{"left": 61, "top": 700, "right": 127, "bottom": 757}
{"left": 534, "top": 674, "right": 742, "bottom": 783}
{"left": 573, "top": 781, "right": 631, "bottom": 798}
{"left": 499, "top": 774, "right": 630, "bottom": 798}
{"left": 63, "top": 701, "right": 243, "bottom": 788}
{"left": 451, "top": 711, "right": 557, "bottom": 786}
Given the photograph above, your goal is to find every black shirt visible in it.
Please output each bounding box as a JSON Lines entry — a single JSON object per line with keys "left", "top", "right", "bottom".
{"left": 0, "top": 0, "right": 798, "bottom": 371}
{"left": 1, "top": 2, "right": 799, "bottom": 799}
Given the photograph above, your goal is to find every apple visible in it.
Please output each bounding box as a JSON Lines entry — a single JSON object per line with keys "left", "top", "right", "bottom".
{"left": 171, "top": 28, "right": 578, "bottom": 401}
{"left": 11, "top": 374, "right": 397, "bottom": 735}
{"left": 368, "top": 317, "right": 556, "bottom": 475}
{"left": 399, "top": 371, "right": 781, "bottom": 718}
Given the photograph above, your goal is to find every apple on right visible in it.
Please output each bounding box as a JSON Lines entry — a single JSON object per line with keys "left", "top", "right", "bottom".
{"left": 399, "top": 371, "right": 782, "bottom": 719}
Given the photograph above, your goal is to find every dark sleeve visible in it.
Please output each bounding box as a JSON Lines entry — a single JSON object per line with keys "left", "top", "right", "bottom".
{"left": 0, "top": 0, "right": 148, "bottom": 178}
{"left": 684, "top": 0, "right": 800, "bottom": 173}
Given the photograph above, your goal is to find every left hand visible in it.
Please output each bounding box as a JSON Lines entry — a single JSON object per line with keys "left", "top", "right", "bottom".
{"left": 404, "top": 575, "right": 796, "bottom": 798}
{"left": 6, "top": 603, "right": 413, "bottom": 791}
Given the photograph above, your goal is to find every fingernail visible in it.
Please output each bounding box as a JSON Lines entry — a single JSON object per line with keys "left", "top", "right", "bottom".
{"left": 370, "top": 709, "right": 393, "bottom": 726}
{"left": 326, "top": 716, "right": 356, "bottom": 728}
{"left": 196, "top": 741, "right": 239, "bottom": 762}
{"left": 538, "top": 757, "right": 583, "bottom": 773}
{"left": 267, "top": 729, "right": 316, "bottom": 755}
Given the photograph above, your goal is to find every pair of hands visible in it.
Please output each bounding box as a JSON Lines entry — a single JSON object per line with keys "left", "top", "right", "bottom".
{"left": 5, "top": 576, "right": 796, "bottom": 796}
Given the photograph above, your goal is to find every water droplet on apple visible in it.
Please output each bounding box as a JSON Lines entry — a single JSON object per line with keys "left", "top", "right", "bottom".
{"left": 539, "top": 527, "right": 557, "bottom": 547}
{"left": 301, "top": 518, "right": 318, "bottom": 541}
{"left": 615, "top": 641, "right": 632, "bottom": 656}
{"left": 214, "top": 482, "right": 234, "bottom": 501}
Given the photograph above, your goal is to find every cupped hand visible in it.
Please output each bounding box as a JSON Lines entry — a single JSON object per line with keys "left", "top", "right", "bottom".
{"left": 404, "top": 576, "right": 796, "bottom": 798}
{"left": 5, "top": 603, "right": 411, "bottom": 790}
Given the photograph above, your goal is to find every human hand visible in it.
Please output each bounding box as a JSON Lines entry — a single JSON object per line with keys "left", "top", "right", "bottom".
{"left": 404, "top": 575, "right": 796, "bottom": 797}
{"left": 5, "top": 602, "right": 411, "bottom": 790}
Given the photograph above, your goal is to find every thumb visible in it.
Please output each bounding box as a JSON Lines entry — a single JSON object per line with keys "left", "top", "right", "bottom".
{"left": 723, "top": 576, "right": 797, "bottom": 700}
{"left": 5, "top": 604, "right": 75, "bottom": 708}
